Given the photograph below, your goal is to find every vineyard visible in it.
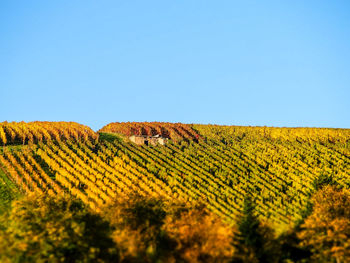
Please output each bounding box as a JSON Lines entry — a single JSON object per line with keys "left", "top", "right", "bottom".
{"left": 0, "top": 121, "right": 349, "bottom": 231}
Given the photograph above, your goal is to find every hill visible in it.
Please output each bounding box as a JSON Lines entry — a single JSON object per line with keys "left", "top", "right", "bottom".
{"left": 0, "top": 121, "right": 349, "bottom": 232}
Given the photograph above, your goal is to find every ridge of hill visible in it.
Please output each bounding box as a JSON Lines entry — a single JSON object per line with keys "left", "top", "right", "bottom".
{"left": 99, "top": 122, "right": 201, "bottom": 141}
{"left": 0, "top": 121, "right": 349, "bottom": 232}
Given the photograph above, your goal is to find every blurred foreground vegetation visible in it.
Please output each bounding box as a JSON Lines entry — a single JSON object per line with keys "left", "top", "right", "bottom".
{"left": 0, "top": 183, "right": 349, "bottom": 263}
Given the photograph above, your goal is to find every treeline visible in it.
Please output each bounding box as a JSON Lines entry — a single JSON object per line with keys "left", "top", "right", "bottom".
{"left": 0, "top": 184, "right": 349, "bottom": 263}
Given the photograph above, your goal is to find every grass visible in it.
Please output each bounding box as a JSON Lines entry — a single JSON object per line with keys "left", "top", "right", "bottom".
{"left": 0, "top": 167, "right": 20, "bottom": 215}
{"left": 0, "top": 144, "right": 32, "bottom": 155}
{"left": 98, "top": 132, "right": 125, "bottom": 143}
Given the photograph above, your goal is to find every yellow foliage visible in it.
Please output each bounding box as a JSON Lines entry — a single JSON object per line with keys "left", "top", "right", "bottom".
{"left": 298, "top": 186, "right": 350, "bottom": 262}
{"left": 163, "top": 206, "right": 236, "bottom": 263}
{"left": 0, "top": 194, "right": 117, "bottom": 262}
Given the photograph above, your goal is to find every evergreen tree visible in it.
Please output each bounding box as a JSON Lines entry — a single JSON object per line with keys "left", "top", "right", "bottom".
{"left": 238, "top": 196, "right": 262, "bottom": 249}
{"left": 234, "top": 195, "right": 275, "bottom": 263}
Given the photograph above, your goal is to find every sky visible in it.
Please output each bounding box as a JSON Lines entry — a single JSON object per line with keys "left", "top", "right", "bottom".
{"left": 1, "top": 1, "right": 349, "bottom": 130}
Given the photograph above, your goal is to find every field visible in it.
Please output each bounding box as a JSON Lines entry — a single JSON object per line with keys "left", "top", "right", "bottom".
{"left": 0, "top": 121, "right": 349, "bottom": 262}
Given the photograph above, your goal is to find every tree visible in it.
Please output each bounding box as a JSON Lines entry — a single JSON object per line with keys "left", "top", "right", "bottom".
{"left": 312, "top": 173, "right": 336, "bottom": 191}
{"left": 234, "top": 196, "right": 279, "bottom": 263}
{"left": 0, "top": 194, "right": 118, "bottom": 263}
{"left": 104, "top": 196, "right": 236, "bottom": 263}
{"left": 163, "top": 204, "right": 235, "bottom": 263}
{"left": 103, "top": 195, "right": 175, "bottom": 262}
{"left": 298, "top": 186, "right": 350, "bottom": 263}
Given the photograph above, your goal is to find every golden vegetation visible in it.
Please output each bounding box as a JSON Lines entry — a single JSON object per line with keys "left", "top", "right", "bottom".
{"left": 0, "top": 122, "right": 349, "bottom": 228}
{"left": 99, "top": 122, "right": 200, "bottom": 141}
{"left": 0, "top": 194, "right": 117, "bottom": 263}
{"left": 298, "top": 186, "right": 350, "bottom": 262}
{"left": 163, "top": 206, "right": 236, "bottom": 263}
{"left": 0, "top": 194, "right": 238, "bottom": 263}
{"left": 0, "top": 121, "right": 97, "bottom": 146}
{"left": 0, "top": 121, "right": 349, "bottom": 261}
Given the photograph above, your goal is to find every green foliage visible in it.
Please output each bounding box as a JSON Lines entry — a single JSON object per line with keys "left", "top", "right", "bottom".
{"left": 235, "top": 196, "right": 280, "bottom": 263}
{"left": 312, "top": 173, "right": 337, "bottom": 191}
{"left": 238, "top": 196, "right": 261, "bottom": 248}
{"left": 0, "top": 194, "right": 118, "bottom": 263}
{"left": 296, "top": 200, "right": 314, "bottom": 227}
{"left": 98, "top": 132, "right": 124, "bottom": 143}
{"left": 0, "top": 167, "right": 19, "bottom": 216}
{"left": 236, "top": 196, "right": 265, "bottom": 262}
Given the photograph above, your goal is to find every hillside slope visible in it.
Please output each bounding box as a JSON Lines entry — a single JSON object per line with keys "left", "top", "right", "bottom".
{"left": 0, "top": 121, "right": 349, "bottom": 231}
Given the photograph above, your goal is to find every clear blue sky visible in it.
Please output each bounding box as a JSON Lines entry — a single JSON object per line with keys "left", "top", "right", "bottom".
{"left": 1, "top": 1, "right": 349, "bottom": 130}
